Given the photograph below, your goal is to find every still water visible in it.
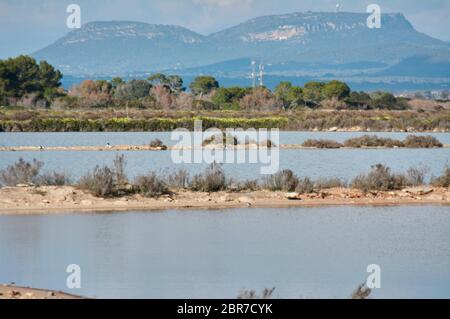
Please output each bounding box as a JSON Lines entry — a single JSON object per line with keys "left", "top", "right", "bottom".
{"left": 0, "top": 132, "right": 449, "bottom": 181}
{"left": 0, "top": 205, "right": 449, "bottom": 299}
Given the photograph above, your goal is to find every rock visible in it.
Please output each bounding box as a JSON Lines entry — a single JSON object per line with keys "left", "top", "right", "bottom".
{"left": 42, "top": 199, "right": 51, "bottom": 204}
{"left": 404, "top": 187, "right": 433, "bottom": 196}
{"left": 328, "top": 127, "right": 338, "bottom": 132}
{"left": 286, "top": 192, "right": 301, "bottom": 200}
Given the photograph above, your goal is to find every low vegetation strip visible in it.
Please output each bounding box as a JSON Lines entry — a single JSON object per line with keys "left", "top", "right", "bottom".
{"left": 301, "top": 135, "right": 444, "bottom": 149}
{"left": 1, "top": 157, "right": 449, "bottom": 199}
{"left": 0, "top": 135, "right": 446, "bottom": 152}
{"left": 0, "top": 109, "right": 449, "bottom": 132}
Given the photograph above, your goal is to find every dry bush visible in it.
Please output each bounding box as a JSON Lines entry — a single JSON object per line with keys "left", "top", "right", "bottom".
{"left": 150, "top": 85, "right": 174, "bottom": 109}
{"left": 237, "top": 288, "right": 275, "bottom": 299}
{"left": 134, "top": 173, "right": 170, "bottom": 197}
{"left": 262, "top": 169, "right": 299, "bottom": 192}
{"left": 344, "top": 135, "right": 404, "bottom": 148}
{"left": 259, "top": 139, "right": 276, "bottom": 148}
{"left": 0, "top": 158, "right": 44, "bottom": 186}
{"left": 302, "top": 139, "right": 343, "bottom": 148}
{"left": 315, "top": 177, "right": 347, "bottom": 189}
{"left": 165, "top": 169, "right": 190, "bottom": 189}
{"left": 295, "top": 177, "right": 315, "bottom": 194}
{"left": 78, "top": 165, "right": 115, "bottom": 197}
{"left": 36, "top": 172, "right": 71, "bottom": 186}
{"left": 190, "top": 164, "right": 228, "bottom": 192}
{"left": 149, "top": 138, "right": 168, "bottom": 150}
{"left": 351, "top": 164, "right": 409, "bottom": 192}
{"left": 239, "top": 87, "right": 278, "bottom": 111}
{"left": 431, "top": 167, "right": 450, "bottom": 187}
{"left": 406, "top": 167, "right": 427, "bottom": 186}
{"left": 202, "top": 133, "right": 238, "bottom": 147}
{"left": 113, "top": 154, "right": 128, "bottom": 186}
{"left": 350, "top": 283, "right": 372, "bottom": 299}
{"left": 403, "top": 135, "right": 443, "bottom": 148}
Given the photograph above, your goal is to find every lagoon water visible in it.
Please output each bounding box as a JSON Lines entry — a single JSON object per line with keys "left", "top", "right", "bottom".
{"left": 0, "top": 205, "right": 449, "bottom": 299}
{"left": 0, "top": 132, "right": 449, "bottom": 181}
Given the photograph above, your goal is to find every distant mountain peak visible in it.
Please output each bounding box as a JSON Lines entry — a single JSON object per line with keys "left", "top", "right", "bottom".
{"left": 33, "top": 12, "right": 449, "bottom": 76}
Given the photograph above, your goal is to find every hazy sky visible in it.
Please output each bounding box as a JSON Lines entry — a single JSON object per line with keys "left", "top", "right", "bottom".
{"left": 0, "top": 0, "right": 449, "bottom": 58}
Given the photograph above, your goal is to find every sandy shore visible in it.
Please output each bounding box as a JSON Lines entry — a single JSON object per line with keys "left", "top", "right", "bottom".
{"left": 0, "top": 285, "right": 84, "bottom": 299}
{"left": 0, "top": 185, "right": 448, "bottom": 215}
{"left": 1, "top": 144, "right": 449, "bottom": 152}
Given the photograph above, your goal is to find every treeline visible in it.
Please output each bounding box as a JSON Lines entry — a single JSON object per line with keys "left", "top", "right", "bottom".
{"left": 1, "top": 56, "right": 411, "bottom": 111}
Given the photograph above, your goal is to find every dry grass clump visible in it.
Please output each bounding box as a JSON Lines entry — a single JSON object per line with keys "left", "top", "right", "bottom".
{"left": 302, "top": 139, "right": 343, "bottom": 149}
{"left": 78, "top": 154, "right": 129, "bottom": 197}
{"left": 190, "top": 163, "right": 229, "bottom": 192}
{"left": 0, "top": 158, "right": 70, "bottom": 187}
{"left": 431, "top": 167, "right": 450, "bottom": 187}
{"left": 344, "top": 135, "right": 404, "bottom": 148}
{"left": 262, "top": 169, "right": 298, "bottom": 192}
{"left": 351, "top": 164, "right": 410, "bottom": 192}
{"left": 259, "top": 139, "right": 276, "bottom": 148}
{"left": 314, "top": 177, "right": 347, "bottom": 189}
{"left": 133, "top": 173, "right": 170, "bottom": 197}
{"left": 350, "top": 283, "right": 372, "bottom": 299}
{"left": 261, "top": 170, "right": 315, "bottom": 194}
{"left": 149, "top": 138, "right": 168, "bottom": 150}
{"left": 403, "top": 135, "right": 443, "bottom": 148}
{"left": 237, "top": 288, "right": 275, "bottom": 299}
{"left": 202, "top": 133, "right": 238, "bottom": 147}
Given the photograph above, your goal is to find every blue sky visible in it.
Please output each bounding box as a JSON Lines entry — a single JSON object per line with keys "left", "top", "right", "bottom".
{"left": 0, "top": 0, "right": 449, "bottom": 58}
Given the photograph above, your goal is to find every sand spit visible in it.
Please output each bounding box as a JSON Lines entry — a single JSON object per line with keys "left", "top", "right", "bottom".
{"left": 0, "top": 185, "right": 448, "bottom": 215}
{"left": 0, "top": 285, "right": 84, "bottom": 299}
{"left": 0, "top": 144, "right": 449, "bottom": 152}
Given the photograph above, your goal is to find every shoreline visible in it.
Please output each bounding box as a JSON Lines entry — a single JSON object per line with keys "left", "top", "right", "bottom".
{"left": 0, "top": 186, "right": 448, "bottom": 216}
{"left": 0, "top": 285, "right": 84, "bottom": 299}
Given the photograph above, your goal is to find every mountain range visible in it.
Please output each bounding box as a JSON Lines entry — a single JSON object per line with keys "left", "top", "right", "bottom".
{"left": 33, "top": 11, "right": 450, "bottom": 79}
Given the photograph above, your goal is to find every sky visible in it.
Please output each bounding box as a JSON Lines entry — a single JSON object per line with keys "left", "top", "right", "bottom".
{"left": 0, "top": 0, "right": 449, "bottom": 59}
